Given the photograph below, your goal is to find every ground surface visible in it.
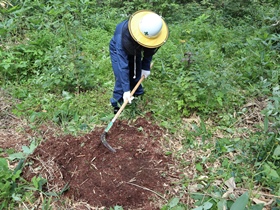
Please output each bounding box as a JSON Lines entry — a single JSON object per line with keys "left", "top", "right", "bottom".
{"left": 23, "top": 119, "right": 174, "bottom": 209}
{"left": 1, "top": 90, "right": 277, "bottom": 209}
{"left": 1, "top": 90, "right": 177, "bottom": 209}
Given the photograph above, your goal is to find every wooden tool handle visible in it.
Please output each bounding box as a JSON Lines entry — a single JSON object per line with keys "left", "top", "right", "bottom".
{"left": 130, "top": 75, "right": 145, "bottom": 96}
{"left": 112, "top": 76, "right": 145, "bottom": 122}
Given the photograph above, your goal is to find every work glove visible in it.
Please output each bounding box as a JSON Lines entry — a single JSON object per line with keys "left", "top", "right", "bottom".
{"left": 123, "top": 91, "right": 134, "bottom": 103}
{"left": 141, "top": 70, "right": 150, "bottom": 78}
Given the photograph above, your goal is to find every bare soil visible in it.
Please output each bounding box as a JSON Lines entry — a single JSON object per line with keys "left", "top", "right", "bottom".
{"left": 23, "top": 118, "right": 174, "bottom": 209}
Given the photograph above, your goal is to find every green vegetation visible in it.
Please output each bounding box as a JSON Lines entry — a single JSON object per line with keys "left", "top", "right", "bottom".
{"left": 1, "top": 0, "right": 280, "bottom": 209}
{"left": 0, "top": 142, "right": 49, "bottom": 209}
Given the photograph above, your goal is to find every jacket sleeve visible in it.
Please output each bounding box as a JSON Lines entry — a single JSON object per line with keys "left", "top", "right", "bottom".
{"left": 141, "top": 55, "right": 152, "bottom": 70}
{"left": 142, "top": 48, "right": 158, "bottom": 70}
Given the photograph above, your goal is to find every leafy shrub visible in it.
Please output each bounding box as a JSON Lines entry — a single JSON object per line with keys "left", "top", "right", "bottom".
{"left": 0, "top": 158, "right": 27, "bottom": 209}
{"left": 0, "top": 155, "right": 46, "bottom": 209}
{"left": 1, "top": 0, "right": 116, "bottom": 93}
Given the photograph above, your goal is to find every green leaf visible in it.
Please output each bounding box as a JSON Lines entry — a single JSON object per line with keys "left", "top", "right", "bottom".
{"left": 62, "top": 90, "right": 72, "bottom": 100}
{"left": 32, "top": 176, "right": 47, "bottom": 191}
{"left": 249, "top": 204, "right": 264, "bottom": 210}
{"left": 230, "top": 192, "right": 249, "bottom": 210}
{"left": 273, "top": 145, "right": 280, "bottom": 157}
{"left": 29, "top": 140, "right": 37, "bottom": 153}
{"left": 196, "top": 163, "right": 203, "bottom": 172}
{"left": 32, "top": 176, "right": 39, "bottom": 189}
{"left": 8, "top": 152, "right": 25, "bottom": 161}
{"left": 12, "top": 170, "right": 21, "bottom": 181}
{"left": 169, "top": 197, "right": 180, "bottom": 208}
{"left": 172, "top": 206, "right": 186, "bottom": 210}
{"left": 263, "top": 163, "right": 280, "bottom": 179}
{"left": 22, "top": 145, "right": 31, "bottom": 154}
{"left": 203, "top": 202, "right": 213, "bottom": 209}
{"left": 263, "top": 115, "right": 269, "bottom": 132}
{"left": 2, "top": 63, "right": 10, "bottom": 70}
{"left": 0, "top": 158, "right": 9, "bottom": 171}
{"left": 192, "top": 201, "right": 213, "bottom": 210}
{"left": 217, "top": 199, "right": 227, "bottom": 210}
{"left": 191, "top": 193, "right": 205, "bottom": 200}
{"left": 12, "top": 193, "right": 22, "bottom": 201}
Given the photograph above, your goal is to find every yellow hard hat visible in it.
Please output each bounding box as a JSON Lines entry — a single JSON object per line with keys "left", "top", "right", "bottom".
{"left": 128, "top": 10, "right": 169, "bottom": 48}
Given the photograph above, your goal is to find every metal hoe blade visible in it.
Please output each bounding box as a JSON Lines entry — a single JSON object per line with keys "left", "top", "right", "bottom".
{"left": 101, "top": 131, "right": 116, "bottom": 153}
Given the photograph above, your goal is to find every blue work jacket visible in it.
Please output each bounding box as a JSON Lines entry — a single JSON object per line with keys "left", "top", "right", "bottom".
{"left": 109, "top": 20, "right": 158, "bottom": 94}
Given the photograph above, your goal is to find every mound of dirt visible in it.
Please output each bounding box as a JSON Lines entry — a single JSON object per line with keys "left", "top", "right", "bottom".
{"left": 23, "top": 117, "right": 175, "bottom": 209}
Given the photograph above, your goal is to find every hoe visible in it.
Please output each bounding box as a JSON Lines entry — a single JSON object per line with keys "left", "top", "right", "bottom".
{"left": 101, "top": 76, "right": 145, "bottom": 152}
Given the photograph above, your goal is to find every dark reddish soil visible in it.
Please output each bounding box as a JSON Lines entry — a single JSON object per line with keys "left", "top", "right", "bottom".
{"left": 22, "top": 117, "right": 174, "bottom": 209}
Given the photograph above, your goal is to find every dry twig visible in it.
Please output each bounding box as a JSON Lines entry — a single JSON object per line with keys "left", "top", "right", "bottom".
{"left": 125, "top": 182, "right": 167, "bottom": 201}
